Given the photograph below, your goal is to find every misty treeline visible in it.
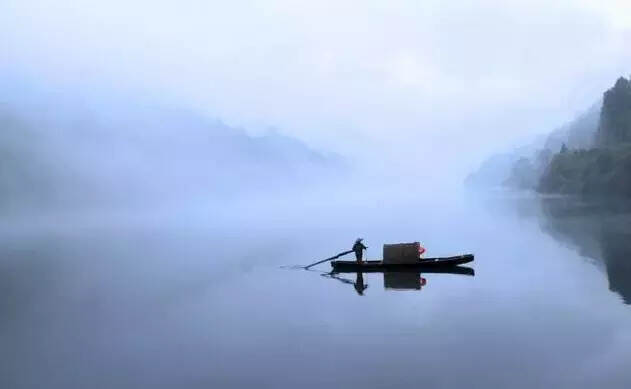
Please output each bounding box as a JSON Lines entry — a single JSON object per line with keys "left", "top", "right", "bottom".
{"left": 468, "top": 76, "right": 631, "bottom": 196}
{"left": 0, "top": 98, "right": 346, "bottom": 211}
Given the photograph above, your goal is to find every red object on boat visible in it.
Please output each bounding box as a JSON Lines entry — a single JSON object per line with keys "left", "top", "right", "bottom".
{"left": 418, "top": 244, "right": 426, "bottom": 255}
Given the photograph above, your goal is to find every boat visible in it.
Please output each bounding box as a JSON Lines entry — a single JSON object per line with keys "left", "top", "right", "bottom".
{"left": 330, "top": 265, "right": 474, "bottom": 276}
{"left": 330, "top": 254, "right": 474, "bottom": 272}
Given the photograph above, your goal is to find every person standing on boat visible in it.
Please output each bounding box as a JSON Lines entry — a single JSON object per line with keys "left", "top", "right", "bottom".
{"left": 352, "top": 238, "right": 367, "bottom": 264}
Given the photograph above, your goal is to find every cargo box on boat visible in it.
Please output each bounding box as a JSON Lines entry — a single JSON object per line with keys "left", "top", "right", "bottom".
{"left": 383, "top": 242, "right": 421, "bottom": 264}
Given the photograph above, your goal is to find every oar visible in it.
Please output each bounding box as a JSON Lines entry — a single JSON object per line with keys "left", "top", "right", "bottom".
{"left": 304, "top": 249, "right": 354, "bottom": 269}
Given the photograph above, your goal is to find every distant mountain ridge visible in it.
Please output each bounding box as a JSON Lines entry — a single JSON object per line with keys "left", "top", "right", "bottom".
{"left": 466, "top": 103, "right": 600, "bottom": 190}
{"left": 539, "top": 77, "right": 631, "bottom": 196}
{"left": 467, "top": 76, "right": 631, "bottom": 197}
{"left": 0, "top": 99, "right": 346, "bottom": 209}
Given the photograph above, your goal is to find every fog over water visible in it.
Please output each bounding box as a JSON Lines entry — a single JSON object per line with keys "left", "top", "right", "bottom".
{"left": 2, "top": 1, "right": 631, "bottom": 388}
{"left": 3, "top": 192, "right": 631, "bottom": 388}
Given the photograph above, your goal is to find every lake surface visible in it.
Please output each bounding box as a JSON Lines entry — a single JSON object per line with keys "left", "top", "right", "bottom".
{"left": 2, "top": 192, "right": 631, "bottom": 388}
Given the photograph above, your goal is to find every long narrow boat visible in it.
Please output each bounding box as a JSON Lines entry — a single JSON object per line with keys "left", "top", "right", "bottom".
{"left": 331, "top": 265, "right": 474, "bottom": 276}
{"left": 331, "top": 254, "right": 474, "bottom": 272}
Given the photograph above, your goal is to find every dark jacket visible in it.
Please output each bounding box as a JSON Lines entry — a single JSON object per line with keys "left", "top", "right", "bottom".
{"left": 352, "top": 241, "right": 367, "bottom": 253}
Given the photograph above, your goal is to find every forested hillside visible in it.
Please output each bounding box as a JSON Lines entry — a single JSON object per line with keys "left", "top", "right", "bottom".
{"left": 466, "top": 103, "right": 600, "bottom": 190}
{"left": 469, "top": 75, "right": 631, "bottom": 197}
{"left": 539, "top": 77, "right": 631, "bottom": 196}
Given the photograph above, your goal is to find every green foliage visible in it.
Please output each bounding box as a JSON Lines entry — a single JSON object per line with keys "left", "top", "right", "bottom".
{"left": 539, "top": 145, "right": 631, "bottom": 196}
{"left": 537, "top": 76, "right": 631, "bottom": 197}
{"left": 500, "top": 105, "right": 599, "bottom": 191}
{"left": 598, "top": 77, "right": 631, "bottom": 146}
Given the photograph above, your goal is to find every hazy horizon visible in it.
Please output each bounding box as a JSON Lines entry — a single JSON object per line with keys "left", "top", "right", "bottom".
{"left": 3, "top": 0, "right": 631, "bottom": 182}
{"left": 4, "top": 3, "right": 631, "bottom": 388}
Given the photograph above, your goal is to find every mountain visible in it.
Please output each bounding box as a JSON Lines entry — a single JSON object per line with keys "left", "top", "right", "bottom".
{"left": 464, "top": 152, "right": 522, "bottom": 189}
{"left": 539, "top": 77, "right": 631, "bottom": 196}
{"left": 466, "top": 103, "right": 600, "bottom": 190}
{"left": 0, "top": 100, "right": 346, "bottom": 210}
{"left": 598, "top": 77, "right": 631, "bottom": 146}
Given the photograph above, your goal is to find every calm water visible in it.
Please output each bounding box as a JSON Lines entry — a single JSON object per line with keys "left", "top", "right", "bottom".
{"left": 2, "top": 193, "right": 631, "bottom": 388}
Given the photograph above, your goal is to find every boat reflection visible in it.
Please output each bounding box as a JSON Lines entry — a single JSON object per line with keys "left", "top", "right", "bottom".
{"left": 322, "top": 266, "right": 474, "bottom": 295}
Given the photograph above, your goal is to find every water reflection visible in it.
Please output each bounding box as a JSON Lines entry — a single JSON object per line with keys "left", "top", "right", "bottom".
{"left": 5, "top": 198, "right": 631, "bottom": 387}
{"left": 321, "top": 267, "right": 474, "bottom": 295}
{"left": 538, "top": 196, "right": 631, "bottom": 304}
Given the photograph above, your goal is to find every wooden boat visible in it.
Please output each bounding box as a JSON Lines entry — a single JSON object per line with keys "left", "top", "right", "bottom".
{"left": 330, "top": 254, "right": 474, "bottom": 272}
{"left": 330, "top": 265, "right": 474, "bottom": 276}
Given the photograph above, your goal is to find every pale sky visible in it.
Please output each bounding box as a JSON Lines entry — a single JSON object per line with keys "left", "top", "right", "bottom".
{"left": 2, "top": 0, "right": 630, "bottom": 179}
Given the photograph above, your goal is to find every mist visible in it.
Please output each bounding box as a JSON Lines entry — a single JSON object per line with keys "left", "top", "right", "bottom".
{"left": 3, "top": 0, "right": 631, "bottom": 186}
{"left": 3, "top": 2, "right": 631, "bottom": 388}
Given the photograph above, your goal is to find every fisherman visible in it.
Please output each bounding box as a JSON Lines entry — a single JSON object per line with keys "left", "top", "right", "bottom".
{"left": 352, "top": 238, "right": 367, "bottom": 264}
